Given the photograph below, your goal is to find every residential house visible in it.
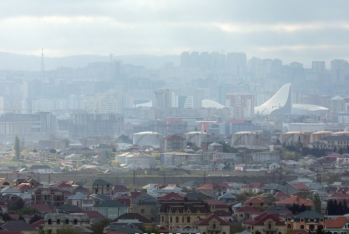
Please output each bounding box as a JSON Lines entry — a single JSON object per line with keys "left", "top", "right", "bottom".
{"left": 159, "top": 200, "right": 211, "bottom": 230}
{"left": 91, "top": 178, "right": 112, "bottom": 195}
{"left": 251, "top": 152, "right": 280, "bottom": 163}
{"left": 130, "top": 192, "right": 158, "bottom": 222}
{"left": 241, "top": 183, "right": 265, "bottom": 194}
{"left": 0, "top": 178, "right": 12, "bottom": 188}
{"left": 196, "top": 214, "right": 231, "bottom": 234}
{"left": 218, "top": 193, "right": 236, "bottom": 205}
{"left": 285, "top": 211, "right": 324, "bottom": 233}
{"left": 112, "top": 213, "right": 153, "bottom": 228}
{"left": 32, "top": 188, "right": 64, "bottom": 207}
{"left": 325, "top": 216, "right": 349, "bottom": 234}
{"left": 213, "top": 210, "right": 233, "bottom": 223}
{"left": 92, "top": 200, "right": 128, "bottom": 220}
{"left": 243, "top": 213, "right": 286, "bottom": 234}
{"left": 274, "top": 191, "right": 290, "bottom": 201}
{"left": 160, "top": 135, "right": 186, "bottom": 152}
{"left": 28, "top": 165, "right": 53, "bottom": 174}
{"left": 2, "top": 220, "right": 37, "bottom": 234}
{"left": 233, "top": 206, "right": 260, "bottom": 222}
{"left": 281, "top": 183, "right": 309, "bottom": 195}
{"left": 275, "top": 196, "right": 314, "bottom": 210}
{"left": 204, "top": 199, "right": 229, "bottom": 212}
{"left": 196, "top": 184, "right": 228, "bottom": 198}
{"left": 43, "top": 213, "right": 89, "bottom": 233}
{"left": 260, "top": 183, "right": 283, "bottom": 194}
{"left": 243, "top": 197, "right": 266, "bottom": 208}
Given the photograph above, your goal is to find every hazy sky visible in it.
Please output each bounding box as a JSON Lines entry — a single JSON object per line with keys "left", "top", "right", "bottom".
{"left": 1, "top": 0, "right": 349, "bottom": 66}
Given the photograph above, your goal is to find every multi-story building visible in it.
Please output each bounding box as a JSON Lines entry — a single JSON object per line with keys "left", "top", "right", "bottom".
{"left": 43, "top": 213, "right": 90, "bottom": 233}
{"left": 32, "top": 188, "right": 64, "bottom": 207}
{"left": 160, "top": 152, "right": 203, "bottom": 166}
{"left": 226, "top": 94, "right": 255, "bottom": 119}
{"left": 159, "top": 200, "right": 211, "bottom": 230}
{"left": 160, "top": 135, "right": 186, "bottom": 152}
{"left": 153, "top": 89, "right": 175, "bottom": 109}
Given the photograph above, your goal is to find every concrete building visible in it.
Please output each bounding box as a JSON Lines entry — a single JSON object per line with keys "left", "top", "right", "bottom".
{"left": 160, "top": 135, "right": 186, "bottom": 152}
{"left": 226, "top": 94, "right": 255, "bottom": 119}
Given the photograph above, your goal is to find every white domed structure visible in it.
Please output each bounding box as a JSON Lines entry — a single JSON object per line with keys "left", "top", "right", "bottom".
{"left": 231, "top": 131, "right": 261, "bottom": 146}
{"left": 183, "top": 131, "right": 209, "bottom": 147}
{"left": 132, "top": 131, "right": 161, "bottom": 146}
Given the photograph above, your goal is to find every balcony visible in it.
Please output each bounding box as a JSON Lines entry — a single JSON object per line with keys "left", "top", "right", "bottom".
{"left": 207, "top": 226, "right": 222, "bottom": 231}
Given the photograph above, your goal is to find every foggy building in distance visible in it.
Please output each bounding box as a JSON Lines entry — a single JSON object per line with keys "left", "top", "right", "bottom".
{"left": 226, "top": 94, "right": 255, "bottom": 119}
{"left": 331, "top": 59, "right": 349, "bottom": 83}
{"left": 176, "top": 96, "right": 193, "bottom": 109}
{"left": 226, "top": 52, "right": 247, "bottom": 77}
{"left": 153, "top": 89, "right": 175, "bottom": 109}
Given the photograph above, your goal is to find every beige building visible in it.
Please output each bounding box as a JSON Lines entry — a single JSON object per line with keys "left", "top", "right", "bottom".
{"left": 196, "top": 214, "right": 231, "bottom": 234}
{"left": 43, "top": 213, "right": 90, "bottom": 233}
{"left": 159, "top": 201, "right": 211, "bottom": 230}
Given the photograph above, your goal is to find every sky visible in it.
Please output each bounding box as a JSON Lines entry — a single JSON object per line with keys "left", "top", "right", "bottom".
{"left": 1, "top": 0, "right": 349, "bottom": 66}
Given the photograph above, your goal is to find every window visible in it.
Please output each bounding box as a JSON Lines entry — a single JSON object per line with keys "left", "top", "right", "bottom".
{"left": 74, "top": 219, "right": 77, "bottom": 225}
{"left": 287, "top": 224, "right": 291, "bottom": 229}
{"left": 170, "top": 217, "right": 172, "bottom": 223}
{"left": 48, "top": 219, "right": 52, "bottom": 225}
{"left": 300, "top": 225, "right": 304, "bottom": 229}
{"left": 176, "top": 217, "right": 179, "bottom": 223}
{"left": 268, "top": 223, "right": 271, "bottom": 229}
{"left": 161, "top": 216, "right": 164, "bottom": 222}
{"left": 141, "top": 209, "right": 144, "bottom": 214}
{"left": 65, "top": 219, "right": 69, "bottom": 224}
{"left": 57, "top": 219, "right": 60, "bottom": 225}
{"left": 187, "top": 217, "right": 190, "bottom": 223}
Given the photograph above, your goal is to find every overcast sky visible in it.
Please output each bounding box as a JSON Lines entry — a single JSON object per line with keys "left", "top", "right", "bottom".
{"left": 1, "top": 0, "right": 349, "bottom": 66}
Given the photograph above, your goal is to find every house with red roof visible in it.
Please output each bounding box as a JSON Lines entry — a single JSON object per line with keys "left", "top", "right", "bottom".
{"left": 243, "top": 212, "right": 286, "bottom": 234}
{"left": 274, "top": 191, "right": 290, "bottom": 201}
{"left": 241, "top": 183, "right": 265, "bottom": 193}
{"left": 196, "top": 184, "right": 228, "bottom": 197}
{"left": 243, "top": 197, "right": 266, "bottom": 208}
{"left": 328, "top": 192, "right": 349, "bottom": 201}
{"left": 234, "top": 206, "right": 261, "bottom": 222}
{"left": 14, "top": 184, "right": 35, "bottom": 193}
{"left": 325, "top": 216, "right": 348, "bottom": 233}
{"left": 281, "top": 182, "right": 309, "bottom": 195}
{"left": 204, "top": 199, "right": 229, "bottom": 212}
{"left": 196, "top": 214, "right": 230, "bottom": 234}
{"left": 30, "top": 203, "right": 54, "bottom": 214}
{"left": 157, "top": 192, "right": 184, "bottom": 201}
{"left": 50, "top": 181, "right": 74, "bottom": 192}
{"left": 275, "top": 196, "right": 314, "bottom": 210}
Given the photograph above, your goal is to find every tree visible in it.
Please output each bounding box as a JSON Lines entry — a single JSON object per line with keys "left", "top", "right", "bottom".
{"left": 30, "top": 214, "right": 42, "bottom": 224}
{"left": 19, "top": 207, "right": 39, "bottom": 216}
{"left": 312, "top": 193, "right": 322, "bottom": 213}
{"left": 1, "top": 213, "right": 12, "bottom": 222}
{"left": 230, "top": 224, "right": 244, "bottom": 234}
{"left": 142, "top": 225, "right": 161, "bottom": 234}
{"left": 55, "top": 227, "right": 83, "bottom": 234}
{"left": 264, "top": 193, "right": 276, "bottom": 206}
{"left": 14, "top": 136, "right": 20, "bottom": 160}
{"left": 90, "top": 218, "right": 110, "bottom": 233}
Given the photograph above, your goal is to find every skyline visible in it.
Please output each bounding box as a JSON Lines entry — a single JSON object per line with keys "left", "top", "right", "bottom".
{"left": 2, "top": 0, "right": 349, "bottom": 67}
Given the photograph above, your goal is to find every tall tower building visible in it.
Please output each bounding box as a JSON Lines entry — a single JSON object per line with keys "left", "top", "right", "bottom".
{"left": 153, "top": 89, "right": 175, "bottom": 109}
{"left": 226, "top": 94, "right": 255, "bottom": 119}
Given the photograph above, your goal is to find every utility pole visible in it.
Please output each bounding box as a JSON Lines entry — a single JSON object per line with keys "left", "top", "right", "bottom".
{"left": 133, "top": 170, "right": 136, "bottom": 187}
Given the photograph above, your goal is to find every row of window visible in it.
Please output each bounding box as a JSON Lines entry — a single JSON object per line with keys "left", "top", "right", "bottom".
{"left": 47, "top": 219, "right": 79, "bottom": 225}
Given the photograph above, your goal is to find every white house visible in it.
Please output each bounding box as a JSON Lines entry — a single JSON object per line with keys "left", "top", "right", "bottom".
{"left": 28, "top": 165, "right": 53, "bottom": 174}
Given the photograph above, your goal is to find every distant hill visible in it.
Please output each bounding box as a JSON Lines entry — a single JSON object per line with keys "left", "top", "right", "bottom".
{"left": 0, "top": 52, "right": 180, "bottom": 71}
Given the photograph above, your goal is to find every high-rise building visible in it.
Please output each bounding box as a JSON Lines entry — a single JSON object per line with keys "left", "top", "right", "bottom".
{"left": 226, "top": 94, "right": 255, "bottom": 119}
{"left": 180, "top": 52, "right": 191, "bottom": 68}
{"left": 176, "top": 96, "right": 194, "bottom": 109}
{"left": 153, "top": 89, "right": 175, "bottom": 109}
{"left": 331, "top": 59, "right": 349, "bottom": 83}
{"left": 226, "top": 52, "right": 247, "bottom": 76}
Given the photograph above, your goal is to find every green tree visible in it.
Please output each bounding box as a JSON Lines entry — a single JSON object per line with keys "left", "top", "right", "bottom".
{"left": 142, "top": 225, "right": 161, "bottom": 234}
{"left": 264, "top": 193, "right": 276, "bottom": 206}
{"left": 230, "top": 224, "right": 244, "bottom": 234}
{"left": 14, "top": 136, "right": 20, "bottom": 160}
{"left": 312, "top": 193, "right": 322, "bottom": 213}
{"left": 91, "top": 218, "right": 110, "bottom": 233}
{"left": 55, "top": 227, "right": 83, "bottom": 234}
{"left": 19, "top": 207, "right": 39, "bottom": 216}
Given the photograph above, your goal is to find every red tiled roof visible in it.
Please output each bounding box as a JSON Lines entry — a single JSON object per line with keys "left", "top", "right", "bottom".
{"left": 329, "top": 192, "right": 349, "bottom": 198}
{"left": 196, "top": 184, "right": 224, "bottom": 190}
{"left": 243, "top": 197, "right": 265, "bottom": 205}
{"left": 51, "top": 181, "right": 72, "bottom": 188}
{"left": 114, "top": 196, "right": 131, "bottom": 207}
{"left": 130, "top": 191, "right": 142, "bottom": 198}
{"left": 196, "top": 214, "right": 230, "bottom": 226}
{"left": 157, "top": 192, "right": 184, "bottom": 201}
{"left": 80, "top": 211, "right": 105, "bottom": 219}
{"left": 235, "top": 206, "right": 260, "bottom": 213}
{"left": 30, "top": 203, "right": 53, "bottom": 212}
{"left": 290, "top": 183, "right": 309, "bottom": 190}
{"left": 274, "top": 191, "right": 290, "bottom": 197}
{"left": 325, "top": 217, "right": 347, "bottom": 228}
{"left": 8, "top": 214, "right": 19, "bottom": 220}
{"left": 204, "top": 199, "right": 229, "bottom": 208}
{"left": 275, "top": 196, "right": 314, "bottom": 206}
{"left": 252, "top": 213, "right": 284, "bottom": 226}
{"left": 30, "top": 219, "right": 44, "bottom": 227}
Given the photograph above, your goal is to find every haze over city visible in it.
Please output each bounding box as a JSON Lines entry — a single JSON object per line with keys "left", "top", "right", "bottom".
{"left": 1, "top": 1, "right": 349, "bottom": 234}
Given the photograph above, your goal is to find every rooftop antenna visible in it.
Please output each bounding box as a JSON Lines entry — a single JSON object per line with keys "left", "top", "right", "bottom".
{"left": 41, "top": 48, "right": 45, "bottom": 79}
